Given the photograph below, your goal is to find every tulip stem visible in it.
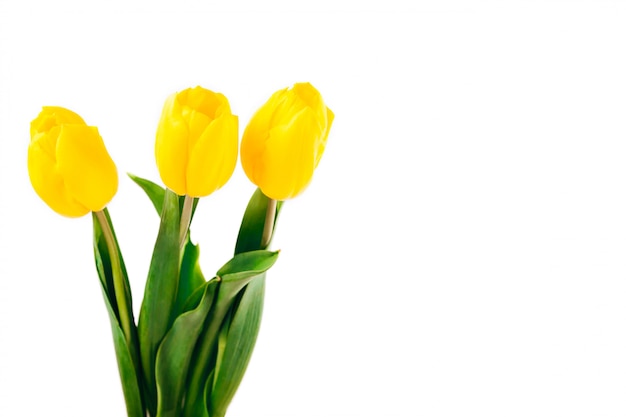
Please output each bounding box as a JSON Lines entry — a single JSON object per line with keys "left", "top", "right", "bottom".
{"left": 94, "top": 210, "right": 134, "bottom": 345}
{"left": 261, "top": 198, "right": 277, "bottom": 249}
{"left": 179, "top": 195, "right": 194, "bottom": 247}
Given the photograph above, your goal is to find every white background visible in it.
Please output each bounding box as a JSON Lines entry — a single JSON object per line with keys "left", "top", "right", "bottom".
{"left": 1, "top": 0, "right": 626, "bottom": 416}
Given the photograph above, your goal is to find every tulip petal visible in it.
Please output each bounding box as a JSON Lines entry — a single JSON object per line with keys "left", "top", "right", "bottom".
{"left": 56, "top": 124, "right": 118, "bottom": 212}
{"left": 30, "top": 106, "right": 85, "bottom": 139}
{"left": 272, "top": 89, "right": 305, "bottom": 128}
{"left": 292, "top": 82, "right": 327, "bottom": 126}
{"left": 186, "top": 114, "right": 238, "bottom": 197}
{"left": 181, "top": 87, "right": 229, "bottom": 151}
{"left": 240, "top": 130, "right": 266, "bottom": 189}
{"left": 155, "top": 94, "right": 189, "bottom": 196}
{"left": 253, "top": 88, "right": 290, "bottom": 133}
{"left": 186, "top": 86, "right": 225, "bottom": 118}
{"left": 184, "top": 108, "right": 212, "bottom": 150}
{"left": 260, "top": 107, "right": 319, "bottom": 200}
{"left": 314, "top": 106, "right": 334, "bottom": 168}
{"left": 27, "top": 140, "right": 89, "bottom": 217}
{"left": 241, "top": 88, "right": 289, "bottom": 186}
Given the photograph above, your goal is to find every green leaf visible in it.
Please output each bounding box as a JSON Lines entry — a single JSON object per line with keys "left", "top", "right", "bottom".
{"left": 173, "top": 236, "right": 206, "bottom": 318}
{"left": 100, "top": 283, "right": 146, "bottom": 417}
{"left": 93, "top": 218, "right": 117, "bottom": 313}
{"left": 93, "top": 211, "right": 144, "bottom": 417}
{"left": 93, "top": 209, "right": 135, "bottom": 323}
{"left": 128, "top": 174, "right": 205, "bottom": 317}
{"left": 181, "top": 280, "right": 210, "bottom": 313}
{"left": 155, "top": 280, "right": 218, "bottom": 417}
{"left": 234, "top": 188, "right": 282, "bottom": 254}
{"left": 212, "top": 302, "right": 234, "bottom": 393}
{"left": 138, "top": 189, "right": 181, "bottom": 412}
{"left": 217, "top": 250, "right": 279, "bottom": 284}
{"left": 128, "top": 173, "right": 200, "bottom": 221}
{"left": 182, "top": 364, "right": 214, "bottom": 417}
{"left": 200, "top": 369, "right": 215, "bottom": 417}
{"left": 182, "top": 251, "right": 278, "bottom": 417}
{"left": 204, "top": 187, "right": 283, "bottom": 414}
{"left": 128, "top": 173, "right": 165, "bottom": 215}
{"left": 209, "top": 275, "right": 266, "bottom": 417}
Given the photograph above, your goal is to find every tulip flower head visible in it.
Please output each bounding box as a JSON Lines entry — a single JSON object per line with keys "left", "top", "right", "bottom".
{"left": 28, "top": 107, "right": 118, "bottom": 217}
{"left": 155, "top": 86, "right": 238, "bottom": 197}
{"left": 241, "top": 82, "right": 334, "bottom": 201}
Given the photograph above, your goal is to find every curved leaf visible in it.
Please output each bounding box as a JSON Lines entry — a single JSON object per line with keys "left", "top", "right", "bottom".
{"left": 128, "top": 173, "right": 200, "bottom": 220}
{"left": 100, "top": 284, "right": 145, "bottom": 417}
{"left": 138, "top": 189, "right": 181, "bottom": 412}
{"left": 128, "top": 173, "right": 165, "bottom": 215}
{"left": 208, "top": 187, "right": 283, "bottom": 414}
{"left": 217, "top": 250, "right": 279, "bottom": 284}
{"left": 174, "top": 237, "right": 206, "bottom": 317}
{"left": 155, "top": 280, "right": 218, "bottom": 417}
{"left": 210, "top": 275, "right": 266, "bottom": 417}
{"left": 182, "top": 251, "right": 278, "bottom": 417}
{"left": 93, "top": 211, "right": 144, "bottom": 417}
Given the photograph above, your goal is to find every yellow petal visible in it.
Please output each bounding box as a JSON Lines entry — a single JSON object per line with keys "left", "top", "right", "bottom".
{"left": 56, "top": 125, "right": 118, "bottom": 212}
{"left": 27, "top": 140, "right": 89, "bottom": 217}
{"left": 30, "top": 106, "right": 86, "bottom": 140}
{"left": 180, "top": 88, "right": 231, "bottom": 150}
{"left": 184, "top": 107, "right": 213, "bottom": 147}
{"left": 260, "top": 107, "right": 319, "bottom": 200}
{"left": 272, "top": 88, "right": 306, "bottom": 127}
{"left": 314, "top": 106, "right": 334, "bottom": 168}
{"left": 185, "top": 86, "right": 226, "bottom": 118}
{"left": 240, "top": 88, "right": 288, "bottom": 186}
{"left": 240, "top": 124, "right": 267, "bottom": 188}
{"left": 155, "top": 93, "right": 189, "bottom": 195}
{"left": 186, "top": 114, "right": 238, "bottom": 197}
{"left": 292, "top": 82, "right": 327, "bottom": 125}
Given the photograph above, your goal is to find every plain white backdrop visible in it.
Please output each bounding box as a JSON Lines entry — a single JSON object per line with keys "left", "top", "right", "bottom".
{"left": 1, "top": 0, "right": 626, "bottom": 416}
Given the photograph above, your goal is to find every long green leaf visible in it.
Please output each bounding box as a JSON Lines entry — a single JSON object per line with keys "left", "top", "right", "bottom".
{"left": 217, "top": 250, "right": 279, "bottom": 285}
{"left": 209, "top": 274, "right": 266, "bottom": 417}
{"left": 182, "top": 250, "right": 278, "bottom": 417}
{"left": 100, "top": 283, "right": 146, "bottom": 417}
{"left": 155, "top": 280, "right": 219, "bottom": 417}
{"left": 93, "top": 217, "right": 117, "bottom": 313}
{"left": 128, "top": 173, "right": 165, "bottom": 215}
{"left": 138, "top": 189, "right": 181, "bottom": 413}
{"left": 93, "top": 213, "right": 144, "bottom": 417}
{"left": 174, "top": 236, "right": 206, "bottom": 318}
{"left": 204, "top": 188, "right": 284, "bottom": 415}
{"left": 128, "top": 173, "right": 205, "bottom": 318}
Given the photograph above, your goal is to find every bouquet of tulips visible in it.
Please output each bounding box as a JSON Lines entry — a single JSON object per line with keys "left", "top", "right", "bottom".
{"left": 27, "top": 83, "right": 333, "bottom": 417}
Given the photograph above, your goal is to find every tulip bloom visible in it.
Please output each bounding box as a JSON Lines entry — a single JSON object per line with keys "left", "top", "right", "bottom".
{"left": 155, "top": 86, "right": 238, "bottom": 197}
{"left": 241, "top": 82, "right": 334, "bottom": 201}
{"left": 28, "top": 107, "right": 118, "bottom": 217}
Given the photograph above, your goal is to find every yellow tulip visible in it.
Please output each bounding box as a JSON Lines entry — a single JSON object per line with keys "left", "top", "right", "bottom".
{"left": 155, "top": 86, "right": 238, "bottom": 197}
{"left": 28, "top": 107, "right": 118, "bottom": 217}
{"left": 241, "top": 82, "right": 334, "bottom": 201}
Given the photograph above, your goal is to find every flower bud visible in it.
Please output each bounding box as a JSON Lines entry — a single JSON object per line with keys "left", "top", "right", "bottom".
{"left": 28, "top": 107, "right": 118, "bottom": 217}
{"left": 241, "top": 82, "right": 334, "bottom": 200}
{"left": 155, "top": 86, "right": 238, "bottom": 197}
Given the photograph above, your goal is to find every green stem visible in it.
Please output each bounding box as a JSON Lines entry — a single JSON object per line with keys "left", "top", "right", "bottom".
{"left": 260, "top": 198, "right": 277, "bottom": 249}
{"left": 94, "top": 210, "right": 134, "bottom": 347}
{"left": 179, "top": 195, "right": 194, "bottom": 247}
